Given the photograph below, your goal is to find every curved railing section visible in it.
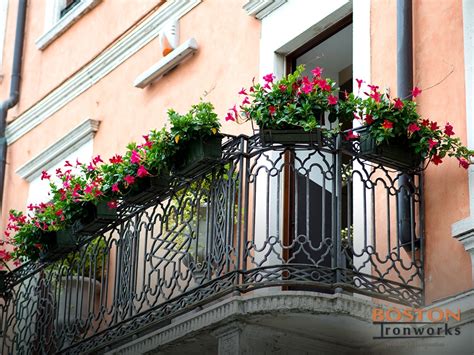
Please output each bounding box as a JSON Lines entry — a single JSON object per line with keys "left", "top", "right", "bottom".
{"left": 0, "top": 134, "right": 424, "bottom": 354}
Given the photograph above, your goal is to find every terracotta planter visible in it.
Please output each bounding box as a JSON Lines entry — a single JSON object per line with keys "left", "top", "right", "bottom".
{"left": 259, "top": 129, "right": 322, "bottom": 145}
{"left": 358, "top": 128, "right": 422, "bottom": 171}
{"left": 125, "top": 171, "right": 171, "bottom": 205}
{"left": 175, "top": 135, "right": 223, "bottom": 176}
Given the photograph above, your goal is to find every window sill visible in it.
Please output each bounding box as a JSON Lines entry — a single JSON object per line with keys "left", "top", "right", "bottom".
{"left": 35, "top": 0, "right": 102, "bottom": 50}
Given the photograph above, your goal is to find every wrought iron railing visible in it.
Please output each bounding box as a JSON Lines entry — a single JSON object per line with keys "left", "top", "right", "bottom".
{"left": 0, "top": 134, "right": 424, "bottom": 354}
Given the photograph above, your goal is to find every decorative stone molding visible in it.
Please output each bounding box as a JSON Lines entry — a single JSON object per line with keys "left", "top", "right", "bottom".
{"left": 36, "top": 0, "right": 102, "bottom": 50}
{"left": 243, "top": 0, "right": 287, "bottom": 19}
{"left": 15, "top": 119, "right": 99, "bottom": 182}
{"left": 6, "top": 0, "right": 202, "bottom": 145}
{"left": 108, "top": 291, "right": 374, "bottom": 355}
{"left": 452, "top": 219, "right": 474, "bottom": 283}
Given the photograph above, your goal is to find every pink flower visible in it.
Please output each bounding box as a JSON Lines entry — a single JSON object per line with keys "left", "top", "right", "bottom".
{"left": 238, "top": 88, "right": 247, "bottom": 95}
{"left": 107, "top": 200, "right": 118, "bottom": 209}
{"left": 301, "top": 82, "right": 313, "bottom": 94}
{"left": 41, "top": 171, "right": 51, "bottom": 180}
{"left": 368, "top": 84, "right": 379, "bottom": 92}
{"left": 112, "top": 183, "right": 120, "bottom": 192}
{"left": 382, "top": 120, "right": 393, "bottom": 129}
{"left": 394, "top": 98, "right": 404, "bottom": 110}
{"left": 87, "top": 162, "right": 95, "bottom": 171}
{"left": 263, "top": 73, "right": 274, "bottom": 83}
{"left": 407, "top": 123, "right": 420, "bottom": 133}
{"left": 369, "top": 91, "right": 382, "bottom": 103}
{"left": 64, "top": 160, "right": 72, "bottom": 167}
{"left": 269, "top": 106, "right": 276, "bottom": 115}
{"left": 279, "top": 84, "right": 287, "bottom": 92}
{"left": 458, "top": 158, "right": 470, "bottom": 169}
{"left": 317, "top": 79, "right": 331, "bottom": 92}
{"left": 130, "top": 150, "right": 141, "bottom": 164}
{"left": 428, "top": 139, "right": 438, "bottom": 150}
{"left": 124, "top": 175, "right": 135, "bottom": 185}
{"left": 327, "top": 95, "right": 338, "bottom": 105}
{"left": 92, "top": 155, "right": 103, "bottom": 165}
{"left": 311, "top": 67, "right": 323, "bottom": 77}
{"left": 431, "top": 154, "right": 443, "bottom": 165}
{"left": 84, "top": 185, "right": 93, "bottom": 194}
{"left": 0, "top": 249, "right": 11, "bottom": 261}
{"left": 355, "top": 78, "right": 364, "bottom": 90}
{"left": 225, "top": 112, "right": 235, "bottom": 121}
{"left": 444, "top": 122, "right": 454, "bottom": 137}
{"left": 137, "top": 165, "right": 149, "bottom": 178}
{"left": 412, "top": 86, "right": 422, "bottom": 98}
{"left": 242, "top": 96, "right": 250, "bottom": 105}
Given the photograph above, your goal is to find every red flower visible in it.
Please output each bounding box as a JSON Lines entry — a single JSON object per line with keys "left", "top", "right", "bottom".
{"left": 369, "top": 91, "right": 382, "bottom": 103}
{"left": 84, "top": 185, "right": 93, "bottom": 194}
{"left": 107, "top": 200, "right": 118, "bottom": 209}
{"left": 55, "top": 209, "right": 63, "bottom": 216}
{"left": 394, "top": 98, "right": 404, "bottom": 110}
{"left": 242, "top": 96, "right": 250, "bottom": 105}
{"left": 137, "top": 165, "right": 149, "bottom": 178}
{"left": 0, "top": 249, "right": 11, "bottom": 262}
{"left": 130, "top": 150, "right": 141, "bottom": 164}
{"left": 64, "top": 160, "right": 72, "bottom": 167}
{"left": 430, "top": 121, "right": 439, "bottom": 131}
{"left": 238, "top": 88, "right": 247, "bottom": 95}
{"left": 311, "top": 67, "right": 323, "bottom": 77}
{"left": 431, "top": 154, "right": 443, "bottom": 165}
{"left": 355, "top": 78, "right": 364, "bottom": 90}
{"left": 109, "top": 154, "right": 123, "bottom": 164}
{"left": 345, "top": 130, "right": 359, "bottom": 141}
{"left": 279, "top": 84, "right": 287, "bottom": 92}
{"left": 407, "top": 123, "right": 420, "bottom": 133}
{"left": 412, "top": 86, "right": 422, "bottom": 98}
{"left": 365, "top": 114, "right": 374, "bottom": 125}
{"left": 87, "top": 162, "right": 95, "bottom": 171}
{"left": 428, "top": 139, "right": 438, "bottom": 150}
{"left": 382, "top": 120, "right": 393, "bottom": 129}
{"left": 444, "top": 122, "right": 454, "bottom": 136}
{"left": 124, "top": 175, "right": 135, "bottom": 185}
{"left": 458, "top": 158, "right": 470, "bottom": 169}
{"left": 41, "top": 171, "right": 51, "bottom": 180}
{"left": 421, "top": 119, "right": 430, "bottom": 127}
{"left": 263, "top": 73, "right": 274, "bottom": 83}
{"left": 301, "top": 80, "right": 313, "bottom": 94}
{"left": 318, "top": 79, "right": 331, "bottom": 92}
{"left": 112, "top": 183, "right": 120, "bottom": 192}
{"left": 327, "top": 95, "right": 338, "bottom": 105}
{"left": 269, "top": 106, "right": 276, "bottom": 115}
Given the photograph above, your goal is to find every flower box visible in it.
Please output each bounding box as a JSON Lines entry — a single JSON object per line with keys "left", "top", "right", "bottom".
{"left": 175, "top": 135, "right": 223, "bottom": 176}
{"left": 259, "top": 129, "right": 322, "bottom": 145}
{"left": 358, "top": 128, "right": 422, "bottom": 171}
{"left": 125, "top": 171, "right": 171, "bottom": 205}
{"left": 39, "top": 229, "right": 78, "bottom": 261}
{"left": 73, "top": 201, "right": 117, "bottom": 235}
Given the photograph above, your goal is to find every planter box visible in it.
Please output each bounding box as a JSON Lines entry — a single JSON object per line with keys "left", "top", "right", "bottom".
{"left": 125, "top": 172, "right": 171, "bottom": 205}
{"left": 40, "top": 229, "right": 78, "bottom": 261}
{"left": 260, "top": 129, "right": 322, "bottom": 145}
{"left": 73, "top": 201, "right": 117, "bottom": 235}
{"left": 175, "top": 136, "right": 223, "bottom": 177}
{"left": 358, "top": 129, "right": 422, "bottom": 171}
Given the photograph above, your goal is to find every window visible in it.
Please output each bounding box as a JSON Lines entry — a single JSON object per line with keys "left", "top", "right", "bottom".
{"left": 36, "top": 0, "right": 102, "bottom": 50}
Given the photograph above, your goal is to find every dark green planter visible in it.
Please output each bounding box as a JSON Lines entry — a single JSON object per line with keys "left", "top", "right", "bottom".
{"left": 260, "top": 129, "right": 322, "bottom": 145}
{"left": 358, "top": 129, "right": 422, "bottom": 171}
{"left": 175, "top": 136, "right": 223, "bottom": 176}
{"left": 39, "top": 229, "right": 78, "bottom": 261}
{"left": 73, "top": 201, "right": 117, "bottom": 235}
{"left": 125, "top": 171, "right": 171, "bottom": 205}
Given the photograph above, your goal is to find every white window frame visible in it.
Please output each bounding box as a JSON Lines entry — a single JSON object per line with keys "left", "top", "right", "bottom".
{"left": 35, "top": 0, "right": 102, "bottom": 50}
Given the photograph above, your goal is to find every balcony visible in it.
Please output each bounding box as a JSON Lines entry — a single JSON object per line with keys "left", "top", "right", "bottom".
{"left": 0, "top": 134, "right": 424, "bottom": 354}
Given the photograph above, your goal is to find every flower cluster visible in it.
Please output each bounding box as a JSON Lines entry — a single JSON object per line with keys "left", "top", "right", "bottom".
{"left": 340, "top": 83, "right": 474, "bottom": 168}
{"left": 1, "top": 101, "right": 221, "bottom": 268}
{"left": 227, "top": 65, "right": 339, "bottom": 132}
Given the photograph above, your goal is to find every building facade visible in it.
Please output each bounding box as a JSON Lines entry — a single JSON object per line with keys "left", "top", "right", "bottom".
{"left": 0, "top": 0, "right": 473, "bottom": 353}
